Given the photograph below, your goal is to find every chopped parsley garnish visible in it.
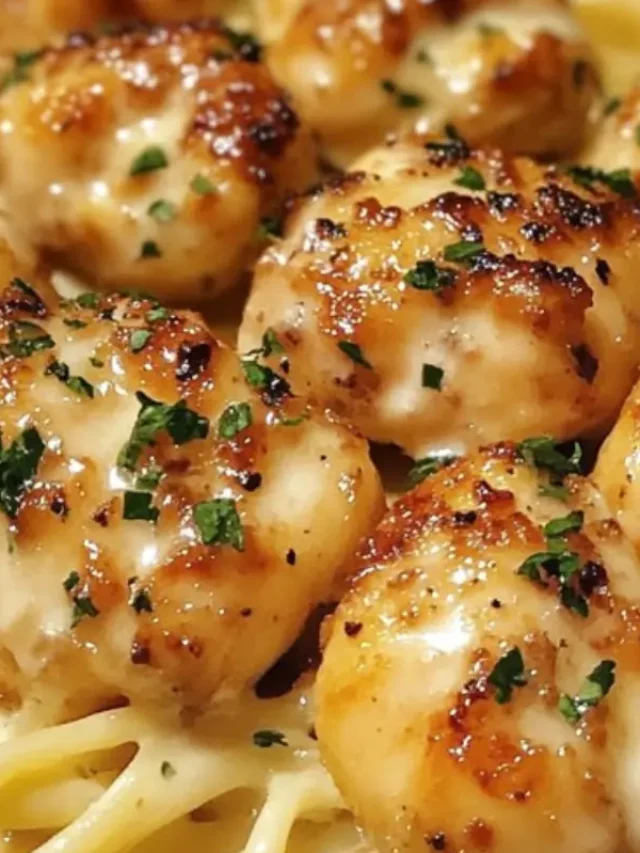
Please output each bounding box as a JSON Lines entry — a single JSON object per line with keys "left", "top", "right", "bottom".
{"left": 257, "top": 216, "right": 283, "bottom": 240}
{"left": 130, "top": 146, "right": 169, "bottom": 176}
{"left": 443, "top": 240, "right": 484, "bottom": 264}
{"left": 408, "top": 454, "right": 457, "bottom": 485}
{"left": 146, "top": 306, "right": 169, "bottom": 323}
{"left": 0, "top": 427, "right": 45, "bottom": 517}
{"left": 6, "top": 321, "right": 54, "bottom": 358}
{"left": 218, "top": 402, "right": 252, "bottom": 439}
{"left": 123, "top": 491, "right": 159, "bottom": 523}
{"left": 118, "top": 392, "right": 209, "bottom": 471}
{"left": 380, "top": 79, "right": 424, "bottom": 109}
{"left": 63, "top": 318, "right": 87, "bottom": 329}
{"left": 241, "top": 360, "right": 291, "bottom": 402}
{"left": 404, "top": 260, "right": 456, "bottom": 292}
{"left": 76, "top": 292, "right": 100, "bottom": 309}
{"left": 130, "top": 329, "right": 152, "bottom": 353}
{"left": 543, "top": 510, "right": 583, "bottom": 538}
{"left": 89, "top": 355, "right": 105, "bottom": 368}
{"left": 558, "top": 660, "right": 616, "bottom": 723}
{"left": 161, "top": 760, "right": 176, "bottom": 779}
{"left": 422, "top": 363, "right": 444, "bottom": 390}
{"left": 190, "top": 174, "right": 216, "bottom": 195}
{"left": 63, "top": 571, "right": 80, "bottom": 592}
{"left": 194, "top": 498, "right": 244, "bottom": 551}
{"left": 135, "top": 466, "right": 163, "bottom": 491}
{"left": 140, "top": 240, "right": 161, "bottom": 259}
{"left": 129, "top": 585, "right": 153, "bottom": 613}
{"left": 252, "top": 729, "right": 288, "bottom": 748}
{"left": 245, "top": 328, "right": 284, "bottom": 359}
{"left": 71, "top": 593, "right": 100, "bottom": 627}
{"left": 603, "top": 96, "right": 621, "bottom": 117}
{"left": 222, "top": 27, "right": 262, "bottom": 62}
{"left": 0, "top": 49, "right": 42, "bottom": 93}
{"left": 518, "top": 507, "right": 590, "bottom": 617}
{"left": 565, "top": 165, "right": 636, "bottom": 198}
{"left": 45, "top": 360, "right": 94, "bottom": 398}
{"left": 516, "top": 436, "right": 582, "bottom": 478}
{"left": 147, "top": 199, "right": 177, "bottom": 223}
{"left": 454, "top": 166, "right": 486, "bottom": 191}
{"left": 488, "top": 647, "right": 527, "bottom": 704}
{"left": 337, "top": 341, "right": 372, "bottom": 369}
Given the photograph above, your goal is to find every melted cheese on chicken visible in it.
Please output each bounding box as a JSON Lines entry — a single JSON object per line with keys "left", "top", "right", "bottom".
{"left": 316, "top": 443, "right": 640, "bottom": 853}
{"left": 0, "top": 21, "right": 316, "bottom": 302}
{"left": 265, "top": 0, "right": 599, "bottom": 166}
{"left": 239, "top": 135, "right": 640, "bottom": 459}
{"left": 0, "top": 244, "right": 384, "bottom": 720}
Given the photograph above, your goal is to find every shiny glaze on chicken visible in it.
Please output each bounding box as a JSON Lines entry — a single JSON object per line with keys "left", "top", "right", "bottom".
{"left": 316, "top": 443, "right": 640, "bottom": 853}
{"left": 267, "top": 0, "right": 599, "bottom": 165}
{"left": 239, "top": 135, "right": 640, "bottom": 459}
{"left": 594, "top": 375, "right": 640, "bottom": 554}
{"left": 0, "top": 20, "right": 316, "bottom": 301}
{"left": 582, "top": 86, "right": 640, "bottom": 173}
{"left": 0, "top": 243, "right": 384, "bottom": 720}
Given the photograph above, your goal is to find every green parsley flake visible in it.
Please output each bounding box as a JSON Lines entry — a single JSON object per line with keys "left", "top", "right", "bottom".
{"left": 422, "top": 363, "right": 444, "bottom": 390}
{"left": 63, "top": 318, "right": 87, "bottom": 329}
{"left": 45, "top": 360, "right": 94, "bottom": 399}
{"left": 123, "top": 491, "right": 159, "bottom": 524}
{"left": 516, "top": 436, "right": 582, "bottom": 478}
{"left": 63, "top": 571, "right": 80, "bottom": 592}
{"left": 404, "top": 260, "right": 456, "bottom": 292}
{"left": 543, "top": 510, "right": 584, "bottom": 539}
{"left": 218, "top": 402, "right": 252, "bottom": 439}
{"left": 146, "top": 306, "right": 169, "bottom": 323}
{"left": 194, "top": 498, "right": 244, "bottom": 551}
{"left": 140, "top": 240, "right": 161, "bottom": 259}
{"left": 148, "top": 199, "right": 177, "bottom": 223}
{"left": 71, "top": 593, "right": 100, "bottom": 628}
{"left": 130, "top": 329, "right": 152, "bottom": 353}
{"left": 161, "top": 760, "right": 176, "bottom": 779}
{"left": 380, "top": 79, "right": 424, "bottom": 109}
{"left": 454, "top": 166, "right": 486, "bottom": 191}
{"left": 130, "top": 146, "right": 169, "bottom": 176}
{"left": 257, "top": 216, "right": 283, "bottom": 241}
{"left": 0, "top": 427, "right": 45, "bottom": 518}
{"left": 76, "top": 292, "right": 100, "bottom": 309}
{"left": 603, "top": 96, "right": 621, "bottom": 117}
{"left": 129, "top": 586, "right": 154, "bottom": 613}
{"left": 558, "top": 660, "right": 616, "bottom": 723}
{"left": 252, "top": 729, "right": 288, "bottom": 748}
{"left": 408, "top": 454, "right": 457, "bottom": 485}
{"left": 338, "top": 341, "right": 372, "bottom": 369}
{"left": 135, "top": 466, "right": 163, "bottom": 491}
{"left": 6, "top": 321, "right": 54, "bottom": 358}
{"left": 443, "top": 240, "right": 484, "bottom": 264}
{"left": 241, "top": 361, "right": 291, "bottom": 403}
{"left": 566, "top": 165, "right": 636, "bottom": 198}
{"left": 538, "top": 482, "right": 569, "bottom": 501}
{"left": 0, "top": 50, "right": 42, "bottom": 93}
{"left": 118, "top": 392, "right": 209, "bottom": 471}
{"left": 488, "top": 647, "right": 527, "bottom": 704}
{"left": 190, "top": 174, "right": 216, "bottom": 195}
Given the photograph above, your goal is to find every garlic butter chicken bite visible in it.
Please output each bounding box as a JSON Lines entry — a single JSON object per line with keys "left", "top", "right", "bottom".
{"left": 315, "top": 443, "right": 640, "bottom": 853}
{"left": 582, "top": 86, "right": 640, "bottom": 173}
{"left": 240, "top": 136, "right": 640, "bottom": 459}
{"left": 0, "top": 245, "right": 383, "bottom": 718}
{"left": 0, "top": 21, "right": 316, "bottom": 301}
{"left": 266, "top": 0, "right": 600, "bottom": 166}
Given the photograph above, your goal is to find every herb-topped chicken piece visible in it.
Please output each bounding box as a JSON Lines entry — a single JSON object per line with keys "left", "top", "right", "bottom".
{"left": 0, "top": 244, "right": 383, "bottom": 721}
{"left": 240, "top": 133, "right": 640, "bottom": 459}
{"left": 265, "top": 0, "right": 600, "bottom": 165}
{"left": 0, "top": 20, "right": 316, "bottom": 301}
{"left": 315, "top": 441, "right": 640, "bottom": 853}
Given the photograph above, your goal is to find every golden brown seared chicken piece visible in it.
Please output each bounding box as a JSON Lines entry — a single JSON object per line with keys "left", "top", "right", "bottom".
{"left": 265, "top": 0, "right": 600, "bottom": 166}
{"left": 582, "top": 86, "right": 640, "bottom": 173}
{"left": 315, "top": 443, "right": 640, "bottom": 853}
{"left": 0, "top": 21, "right": 316, "bottom": 302}
{"left": 593, "top": 376, "right": 640, "bottom": 554}
{"left": 0, "top": 244, "right": 383, "bottom": 720}
{"left": 239, "top": 136, "right": 640, "bottom": 459}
